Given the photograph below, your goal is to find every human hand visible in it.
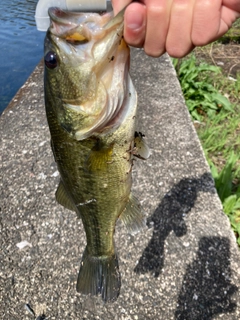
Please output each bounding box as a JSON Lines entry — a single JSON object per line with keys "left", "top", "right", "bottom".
{"left": 112, "top": 0, "right": 240, "bottom": 58}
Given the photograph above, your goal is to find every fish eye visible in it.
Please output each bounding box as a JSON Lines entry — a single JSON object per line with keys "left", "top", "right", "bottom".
{"left": 44, "top": 51, "right": 58, "bottom": 69}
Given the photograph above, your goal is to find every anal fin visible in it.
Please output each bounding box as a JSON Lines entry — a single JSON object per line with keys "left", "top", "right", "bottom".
{"left": 55, "top": 180, "right": 76, "bottom": 212}
{"left": 119, "top": 193, "right": 146, "bottom": 235}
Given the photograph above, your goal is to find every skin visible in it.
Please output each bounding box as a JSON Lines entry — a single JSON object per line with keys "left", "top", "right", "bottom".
{"left": 112, "top": 0, "right": 240, "bottom": 58}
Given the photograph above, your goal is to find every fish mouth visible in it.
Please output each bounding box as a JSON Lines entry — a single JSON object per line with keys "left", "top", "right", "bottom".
{"left": 47, "top": 7, "right": 125, "bottom": 67}
{"left": 48, "top": 7, "right": 124, "bottom": 40}
{"left": 46, "top": 8, "right": 132, "bottom": 141}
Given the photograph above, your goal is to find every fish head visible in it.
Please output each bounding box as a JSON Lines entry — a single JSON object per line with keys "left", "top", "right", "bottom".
{"left": 44, "top": 7, "right": 131, "bottom": 140}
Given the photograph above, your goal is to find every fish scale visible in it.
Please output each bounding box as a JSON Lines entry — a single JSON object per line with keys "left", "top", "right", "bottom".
{"left": 44, "top": 7, "right": 149, "bottom": 302}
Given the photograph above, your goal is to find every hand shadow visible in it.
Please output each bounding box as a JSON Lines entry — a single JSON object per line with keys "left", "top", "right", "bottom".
{"left": 134, "top": 172, "right": 215, "bottom": 277}
{"left": 175, "top": 236, "right": 237, "bottom": 320}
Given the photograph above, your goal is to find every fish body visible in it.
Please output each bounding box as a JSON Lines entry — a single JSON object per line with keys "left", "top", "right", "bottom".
{"left": 44, "top": 7, "right": 148, "bottom": 302}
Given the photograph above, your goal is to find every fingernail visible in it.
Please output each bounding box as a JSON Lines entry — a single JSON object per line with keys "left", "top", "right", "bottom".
{"left": 125, "top": 10, "right": 144, "bottom": 30}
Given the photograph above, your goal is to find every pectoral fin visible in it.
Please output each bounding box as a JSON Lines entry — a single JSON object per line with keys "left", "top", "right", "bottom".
{"left": 55, "top": 180, "right": 76, "bottom": 212}
{"left": 119, "top": 193, "right": 146, "bottom": 234}
{"left": 134, "top": 132, "right": 150, "bottom": 160}
{"left": 86, "top": 142, "right": 114, "bottom": 172}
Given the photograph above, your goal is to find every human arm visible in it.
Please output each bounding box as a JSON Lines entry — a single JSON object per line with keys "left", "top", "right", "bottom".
{"left": 112, "top": 0, "right": 240, "bottom": 57}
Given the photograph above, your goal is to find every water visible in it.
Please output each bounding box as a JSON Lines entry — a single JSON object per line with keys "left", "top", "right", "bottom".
{"left": 0, "top": 0, "right": 45, "bottom": 114}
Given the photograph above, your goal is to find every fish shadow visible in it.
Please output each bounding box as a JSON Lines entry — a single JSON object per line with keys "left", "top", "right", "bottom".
{"left": 175, "top": 236, "right": 238, "bottom": 320}
{"left": 134, "top": 172, "right": 216, "bottom": 277}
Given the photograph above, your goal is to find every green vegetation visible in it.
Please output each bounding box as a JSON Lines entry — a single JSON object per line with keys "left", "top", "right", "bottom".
{"left": 219, "top": 18, "right": 240, "bottom": 44}
{"left": 211, "top": 153, "right": 240, "bottom": 246}
{"left": 172, "top": 46, "right": 240, "bottom": 246}
{"left": 172, "top": 55, "right": 233, "bottom": 121}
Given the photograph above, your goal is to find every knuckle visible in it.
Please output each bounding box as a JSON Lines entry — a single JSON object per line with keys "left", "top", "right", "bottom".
{"left": 147, "top": 3, "right": 166, "bottom": 18}
{"left": 172, "top": 0, "right": 190, "bottom": 11}
{"left": 191, "top": 30, "right": 211, "bottom": 47}
{"left": 166, "top": 45, "right": 190, "bottom": 58}
{"left": 144, "top": 45, "right": 165, "bottom": 58}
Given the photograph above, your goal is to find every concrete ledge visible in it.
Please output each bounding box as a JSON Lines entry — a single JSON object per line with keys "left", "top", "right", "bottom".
{"left": 1, "top": 49, "right": 240, "bottom": 319}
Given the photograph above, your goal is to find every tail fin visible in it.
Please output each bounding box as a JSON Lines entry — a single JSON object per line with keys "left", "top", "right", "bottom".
{"left": 76, "top": 248, "right": 121, "bottom": 302}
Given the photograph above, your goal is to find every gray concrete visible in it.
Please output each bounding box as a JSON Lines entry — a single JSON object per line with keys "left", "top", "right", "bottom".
{"left": 1, "top": 49, "right": 240, "bottom": 320}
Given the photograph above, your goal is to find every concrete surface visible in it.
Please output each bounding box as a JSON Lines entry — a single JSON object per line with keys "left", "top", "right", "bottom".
{"left": 1, "top": 49, "right": 240, "bottom": 320}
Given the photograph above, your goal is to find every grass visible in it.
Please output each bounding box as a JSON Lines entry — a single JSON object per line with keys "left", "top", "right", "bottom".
{"left": 219, "top": 19, "right": 240, "bottom": 44}
{"left": 171, "top": 36, "right": 240, "bottom": 246}
{"left": 172, "top": 55, "right": 233, "bottom": 121}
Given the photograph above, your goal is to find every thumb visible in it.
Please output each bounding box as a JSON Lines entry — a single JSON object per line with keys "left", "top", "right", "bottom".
{"left": 111, "top": 0, "right": 132, "bottom": 15}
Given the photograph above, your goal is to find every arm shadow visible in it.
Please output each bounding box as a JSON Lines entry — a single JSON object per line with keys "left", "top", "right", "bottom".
{"left": 175, "top": 236, "right": 237, "bottom": 320}
{"left": 134, "top": 172, "right": 216, "bottom": 276}
{"left": 134, "top": 172, "right": 237, "bottom": 318}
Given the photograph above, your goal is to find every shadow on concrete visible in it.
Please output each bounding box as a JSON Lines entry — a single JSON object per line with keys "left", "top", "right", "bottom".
{"left": 134, "top": 172, "right": 215, "bottom": 277}
{"left": 175, "top": 236, "right": 238, "bottom": 320}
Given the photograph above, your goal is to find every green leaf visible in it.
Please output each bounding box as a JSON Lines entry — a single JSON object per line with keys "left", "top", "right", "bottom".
{"left": 210, "top": 162, "right": 218, "bottom": 179}
{"left": 233, "top": 198, "right": 240, "bottom": 210}
{"left": 223, "top": 195, "right": 237, "bottom": 215}
{"left": 207, "top": 109, "right": 218, "bottom": 119}
{"left": 191, "top": 109, "right": 202, "bottom": 121}
{"left": 172, "top": 58, "right": 179, "bottom": 69}
{"left": 211, "top": 93, "right": 233, "bottom": 111}
{"left": 237, "top": 237, "right": 240, "bottom": 246}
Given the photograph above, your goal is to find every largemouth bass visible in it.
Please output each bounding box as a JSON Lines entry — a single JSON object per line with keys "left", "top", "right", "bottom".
{"left": 44, "top": 7, "right": 149, "bottom": 302}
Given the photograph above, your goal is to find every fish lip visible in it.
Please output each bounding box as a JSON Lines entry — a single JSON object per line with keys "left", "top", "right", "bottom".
{"left": 48, "top": 7, "right": 97, "bottom": 27}
{"left": 48, "top": 7, "right": 81, "bottom": 36}
{"left": 48, "top": 7, "right": 124, "bottom": 37}
{"left": 48, "top": 7, "right": 71, "bottom": 23}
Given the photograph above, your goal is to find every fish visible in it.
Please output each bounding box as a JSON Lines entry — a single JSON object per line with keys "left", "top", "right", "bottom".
{"left": 44, "top": 7, "right": 150, "bottom": 302}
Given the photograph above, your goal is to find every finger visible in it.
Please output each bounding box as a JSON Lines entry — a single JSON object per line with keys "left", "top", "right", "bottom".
{"left": 112, "top": 0, "right": 132, "bottom": 15}
{"left": 219, "top": 5, "right": 240, "bottom": 34}
{"left": 144, "top": 0, "right": 172, "bottom": 57}
{"left": 191, "top": 0, "right": 222, "bottom": 45}
{"left": 192, "top": 0, "right": 240, "bottom": 45}
{"left": 124, "top": 2, "right": 146, "bottom": 47}
{"left": 222, "top": 0, "right": 240, "bottom": 15}
{"left": 166, "top": 0, "right": 195, "bottom": 58}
